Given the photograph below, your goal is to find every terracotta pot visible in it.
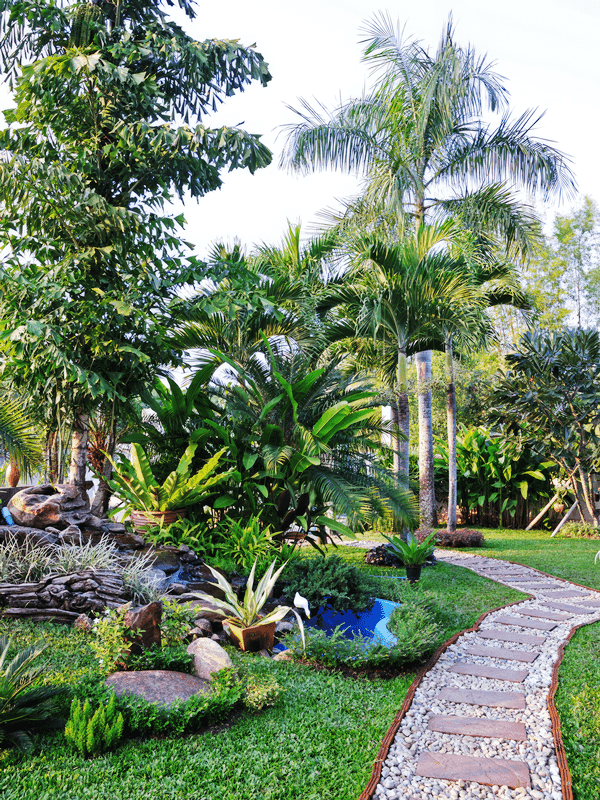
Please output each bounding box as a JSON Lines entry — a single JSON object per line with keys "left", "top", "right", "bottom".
{"left": 405, "top": 565, "right": 422, "bottom": 584}
{"left": 5, "top": 461, "right": 20, "bottom": 488}
{"left": 228, "top": 621, "right": 276, "bottom": 652}
{"left": 130, "top": 508, "right": 186, "bottom": 533}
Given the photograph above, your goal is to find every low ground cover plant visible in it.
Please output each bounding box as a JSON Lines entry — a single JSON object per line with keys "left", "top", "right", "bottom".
{"left": 556, "top": 522, "right": 600, "bottom": 539}
{"left": 285, "top": 554, "right": 377, "bottom": 614}
{"left": 64, "top": 695, "right": 124, "bottom": 757}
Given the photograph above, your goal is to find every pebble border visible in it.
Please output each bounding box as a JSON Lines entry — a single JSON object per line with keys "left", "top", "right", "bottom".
{"left": 358, "top": 552, "right": 600, "bottom": 800}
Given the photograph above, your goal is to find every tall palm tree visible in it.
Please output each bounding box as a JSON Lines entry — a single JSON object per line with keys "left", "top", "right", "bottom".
{"left": 281, "top": 14, "right": 575, "bottom": 525}
{"left": 0, "top": 396, "right": 42, "bottom": 479}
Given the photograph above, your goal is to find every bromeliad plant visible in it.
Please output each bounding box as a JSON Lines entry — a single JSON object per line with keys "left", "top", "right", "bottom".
{"left": 104, "top": 442, "right": 235, "bottom": 516}
{"left": 192, "top": 559, "right": 309, "bottom": 649}
{"left": 383, "top": 531, "right": 437, "bottom": 567}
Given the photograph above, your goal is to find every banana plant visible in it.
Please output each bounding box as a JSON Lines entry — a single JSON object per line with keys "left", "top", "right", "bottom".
{"left": 103, "top": 442, "right": 236, "bottom": 515}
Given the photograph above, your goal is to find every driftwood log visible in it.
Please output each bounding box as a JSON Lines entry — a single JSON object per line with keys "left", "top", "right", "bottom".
{"left": 0, "top": 569, "right": 130, "bottom": 623}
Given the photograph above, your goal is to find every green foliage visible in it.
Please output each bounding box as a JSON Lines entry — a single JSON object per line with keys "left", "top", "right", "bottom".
{"left": 435, "top": 425, "right": 555, "bottom": 528}
{"left": 285, "top": 554, "right": 377, "bottom": 613}
{"left": 385, "top": 592, "right": 440, "bottom": 663}
{"left": 242, "top": 674, "right": 283, "bottom": 712}
{"left": 89, "top": 607, "right": 130, "bottom": 675}
{"left": 0, "top": 397, "right": 43, "bottom": 477}
{"left": 104, "top": 442, "right": 234, "bottom": 514}
{"left": 216, "top": 516, "right": 276, "bottom": 571}
{"left": 64, "top": 695, "right": 124, "bottom": 757}
{"left": 490, "top": 329, "right": 600, "bottom": 524}
{"left": 383, "top": 531, "right": 436, "bottom": 566}
{"left": 140, "top": 517, "right": 210, "bottom": 551}
{"left": 126, "top": 644, "right": 194, "bottom": 674}
{"left": 558, "top": 522, "right": 600, "bottom": 539}
{"left": 161, "top": 600, "right": 197, "bottom": 648}
{"left": 0, "top": 636, "right": 66, "bottom": 751}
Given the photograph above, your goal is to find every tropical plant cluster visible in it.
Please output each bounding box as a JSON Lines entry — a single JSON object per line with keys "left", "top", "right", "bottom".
{"left": 284, "top": 555, "right": 378, "bottom": 615}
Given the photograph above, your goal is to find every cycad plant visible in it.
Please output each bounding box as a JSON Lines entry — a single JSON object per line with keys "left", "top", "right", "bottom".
{"left": 0, "top": 636, "right": 66, "bottom": 751}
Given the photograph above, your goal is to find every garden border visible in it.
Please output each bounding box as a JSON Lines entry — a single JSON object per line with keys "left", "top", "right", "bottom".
{"left": 358, "top": 556, "right": 600, "bottom": 800}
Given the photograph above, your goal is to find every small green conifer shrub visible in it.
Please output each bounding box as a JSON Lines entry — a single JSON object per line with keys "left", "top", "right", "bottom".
{"left": 64, "top": 694, "right": 124, "bottom": 757}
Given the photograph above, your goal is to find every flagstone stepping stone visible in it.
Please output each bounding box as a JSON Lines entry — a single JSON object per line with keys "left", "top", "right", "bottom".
{"left": 516, "top": 608, "right": 571, "bottom": 621}
{"left": 477, "top": 628, "right": 546, "bottom": 646}
{"left": 427, "top": 714, "right": 527, "bottom": 740}
{"left": 464, "top": 644, "right": 538, "bottom": 662}
{"left": 541, "top": 589, "right": 591, "bottom": 598}
{"left": 416, "top": 752, "right": 530, "bottom": 789}
{"left": 438, "top": 687, "right": 526, "bottom": 709}
{"left": 579, "top": 598, "right": 600, "bottom": 607}
{"left": 502, "top": 577, "right": 546, "bottom": 582}
{"left": 449, "top": 662, "right": 529, "bottom": 682}
{"left": 105, "top": 670, "right": 211, "bottom": 706}
{"left": 542, "top": 600, "right": 596, "bottom": 614}
{"left": 508, "top": 582, "right": 558, "bottom": 589}
{"left": 495, "top": 614, "right": 557, "bottom": 631}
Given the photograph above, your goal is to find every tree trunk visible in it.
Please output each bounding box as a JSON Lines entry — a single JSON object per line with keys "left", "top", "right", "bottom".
{"left": 445, "top": 337, "right": 457, "bottom": 533}
{"left": 396, "top": 347, "right": 410, "bottom": 486}
{"left": 46, "top": 429, "right": 59, "bottom": 484}
{"left": 416, "top": 350, "right": 437, "bottom": 527}
{"left": 90, "top": 417, "right": 117, "bottom": 518}
{"left": 68, "top": 411, "right": 89, "bottom": 503}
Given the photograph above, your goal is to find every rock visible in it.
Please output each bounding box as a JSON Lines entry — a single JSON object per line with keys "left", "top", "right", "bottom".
{"left": 146, "top": 567, "right": 168, "bottom": 588}
{"left": 111, "top": 530, "right": 146, "bottom": 549}
{"left": 101, "top": 521, "right": 127, "bottom": 534}
{"left": 211, "top": 631, "right": 229, "bottom": 644}
{"left": 193, "top": 618, "right": 213, "bottom": 636}
{"left": 74, "top": 614, "right": 93, "bottom": 632}
{"left": 275, "top": 620, "right": 295, "bottom": 634}
{"left": 123, "top": 601, "right": 162, "bottom": 654}
{"left": 256, "top": 648, "right": 271, "bottom": 658}
{"left": 186, "top": 638, "right": 233, "bottom": 681}
{"left": 11, "top": 527, "right": 59, "bottom": 546}
{"left": 273, "top": 650, "right": 294, "bottom": 662}
{"left": 152, "top": 549, "right": 180, "bottom": 575}
{"left": 105, "top": 670, "right": 211, "bottom": 706}
{"left": 59, "top": 525, "right": 84, "bottom": 545}
{"left": 167, "top": 583, "right": 187, "bottom": 596}
{"left": 7, "top": 485, "right": 103, "bottom": 531}
{"left": 364, "top": 544, "right": 403, "bottom": 567}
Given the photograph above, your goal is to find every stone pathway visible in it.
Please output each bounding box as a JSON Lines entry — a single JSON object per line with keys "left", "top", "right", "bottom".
{"left": 370, "top": 551, "right": 600, "bottom": 800}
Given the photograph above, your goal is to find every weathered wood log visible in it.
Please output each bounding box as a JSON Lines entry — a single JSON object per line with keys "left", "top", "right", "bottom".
{"left": 3, "top": 607, "right": 80, "bottom": 622}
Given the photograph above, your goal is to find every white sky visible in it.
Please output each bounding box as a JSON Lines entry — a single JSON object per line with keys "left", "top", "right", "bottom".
{"left": 170, "top": 0, "right": 600, "bottom": 259}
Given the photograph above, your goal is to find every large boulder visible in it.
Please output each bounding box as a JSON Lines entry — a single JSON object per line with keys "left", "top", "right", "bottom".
{"left": 186, "top": 637, "right": 232, "bottom": 681}
{"left": 7, "top": 485, "right": 103, "bottom": 531}
{"left": 105, "top": 670, "right": 210, "bottom": 706}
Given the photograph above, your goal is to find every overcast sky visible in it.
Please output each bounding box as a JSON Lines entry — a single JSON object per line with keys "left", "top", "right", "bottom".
{"left": 167, "top": 0, "right": 599, "bottom": 260}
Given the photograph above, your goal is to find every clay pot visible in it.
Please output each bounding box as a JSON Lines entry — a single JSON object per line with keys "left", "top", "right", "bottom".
{"left": 228, "top": 621, "right": 276, "bottom": 652}
{"left": 5, "top": 461, "right": 20, "bottom": 488}
{"left": 130, "top": 508, "right": 186, "bottom": 532}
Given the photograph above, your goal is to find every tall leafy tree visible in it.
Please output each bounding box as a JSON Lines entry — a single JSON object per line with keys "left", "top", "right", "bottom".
{"left": 0, "top": 0, "right": 272, "bottom": 497}
{"left": 282, "top": 14, "right": 575, "bottom": 525}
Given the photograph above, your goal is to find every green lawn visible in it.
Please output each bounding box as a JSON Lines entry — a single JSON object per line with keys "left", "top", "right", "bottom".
{"left": 0, "top": 553, "right": 522, "bottom": 800}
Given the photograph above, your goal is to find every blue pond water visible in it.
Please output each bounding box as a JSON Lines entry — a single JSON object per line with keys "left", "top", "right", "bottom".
{"left": 305, "top": 597, "right": 402, "bottom": 647}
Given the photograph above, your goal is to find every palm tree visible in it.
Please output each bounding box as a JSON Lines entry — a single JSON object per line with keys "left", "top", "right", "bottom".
{"left": 281, "top": 14, "right": 575, "bottom": 525}
{"left": 317, "top": 223, "right": 485, "bottom": 487}
{"left": 0, "top": 396, "right": 42, "bottom": 480}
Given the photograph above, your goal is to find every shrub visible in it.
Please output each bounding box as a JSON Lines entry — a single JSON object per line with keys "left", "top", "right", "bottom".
{"left": 0, "top": 636, "right": 67, "bottom": 751}
{"left": 126, "top": 643, "right": 194, "bottom": 673}
{"left": 161, "top": 600, "right": 197, "bottom": 647}
{"left": 416, "top": 528, "right": 485, "bottom": 548}
{"left": 243, "top": 674, "right": 283, "bottom": 711}
{"left": 64, "top": 695, "right": 124, "bottom": 757}
{"left": 285, "top": 554, "right": 377, "bottom": 614}
{"left": 216, "top": 516, "right": 276, "bottom": 571}
{"left": 558, "top": 522, "right": 600, "bottom": 539}
{"left": 283, "top": 625, "right": 392, "bottom": 669}
{"left": 90, "top": 607, "right": 130, "bottom": 674}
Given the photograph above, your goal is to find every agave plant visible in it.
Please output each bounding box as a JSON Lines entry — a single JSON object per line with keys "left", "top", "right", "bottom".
{"left": 104, "top": 441, "right": 235, "bottom": 515}
{"left": 193, "top": 559, "right": 309, "bottom": 649}
{"left": 0, "top": 636, "right": 66, "bottom": 751}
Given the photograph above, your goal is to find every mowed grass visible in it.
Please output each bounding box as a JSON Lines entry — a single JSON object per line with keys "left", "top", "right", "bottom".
{"left": 0, "top": 551, "right": 528, "bottom": 800}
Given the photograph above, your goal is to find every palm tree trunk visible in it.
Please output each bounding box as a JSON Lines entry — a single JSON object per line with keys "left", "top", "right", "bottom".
{"left": 396, "top": 347, "right": 410, "bottom": 485}
{"left": 68, "top": 410, "right": 89, "bottom": 502}
{"left": 416, "top": 350, "right": 437, "bottom": 527}
{"left": 445, "top": 336, "right": 458, "bottom": 533}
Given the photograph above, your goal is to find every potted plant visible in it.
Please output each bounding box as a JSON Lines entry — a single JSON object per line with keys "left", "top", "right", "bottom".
{"left": 104, "top": 442, "right": 234, "bottom": 532}
{"left": 382, "top": 531, "right": 437, "bottom": 583}
{"left": 192, "top": 559, "right": 309, "bottom": 652}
